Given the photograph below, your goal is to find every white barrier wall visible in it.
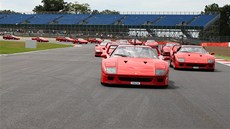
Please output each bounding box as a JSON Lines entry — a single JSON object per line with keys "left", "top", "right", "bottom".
{"left": 25, "top": 40, "right": 37, "bottom": 48}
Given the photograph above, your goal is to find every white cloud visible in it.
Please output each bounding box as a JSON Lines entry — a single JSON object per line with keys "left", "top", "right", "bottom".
{"left": 0, "top": 0, "right": 229, "bottom": 13}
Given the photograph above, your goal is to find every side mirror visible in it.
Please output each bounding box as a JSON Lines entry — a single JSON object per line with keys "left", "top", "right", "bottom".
{"left": 211, "top": 52, "right": 215, "bottom": 55}
{"left": 101, "top": 54, "right": 107, "bottom": 58}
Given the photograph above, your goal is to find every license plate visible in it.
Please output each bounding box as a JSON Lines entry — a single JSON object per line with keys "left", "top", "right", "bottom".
{"left": 131, "top": 82, "right": 141, "bottom": 85}
{"left": 193, "top": 66, "right": 199, "bottom": 69}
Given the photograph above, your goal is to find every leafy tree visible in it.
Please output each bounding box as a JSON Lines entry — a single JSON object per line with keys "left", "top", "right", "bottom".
{"left": 92, "top": 10, "right": 100, "bottom": 14}
{"left": 33, "top": 0, "right": 65, "bottom": 12}
{"left": 201, "top": 3, "right": 230, "bottom": 37}
{"left": 0, "top": 10, "right": 19, "bottom": 14}
{"left": 219, "top": 5, "right": 230, "bottom": 36}
{"left": 100, "top": 9, "right": 120, "bottom": 14}
{"left": 203, "top": 3, "right": 220, "bottom": 14}
{"left": 68, "top": 2, "right": 91, "bottom": 14}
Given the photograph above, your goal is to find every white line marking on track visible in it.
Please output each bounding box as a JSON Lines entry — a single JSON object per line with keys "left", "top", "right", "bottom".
{"left": 215, "top": 59, "right": 230, "bottom": 67}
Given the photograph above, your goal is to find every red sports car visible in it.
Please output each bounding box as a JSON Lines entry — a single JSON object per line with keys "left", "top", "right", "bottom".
{"left": 101, "top": 45, "right": 169, "bottom": 87}
{"left": 161, "top": 42, "right": 180, "bottom": 56}
{"left": 73, "top": 38, "right": 88, "bottom": 44}
{"left": 129, "top": 39, "right": 143, "bottom": 45}
{"left": 95, "top": 40, "right": 111, "bottom": 57}
{"left": 88, "top": 38, "right": 103, "bottom": 43}
{"left": 170, "top": 45, "right": 215, "bottom": 71}
{"left": 3, "top": 35, "right": 20, "bottom": 40}
{"left": 144, "top": 40, "right": 159, "bottom": 48}
{"left": 56, "top": 37, "right": 74, "bottom": 42}
{"left": 31, "top": 37, "right": 49, "bottom": 42}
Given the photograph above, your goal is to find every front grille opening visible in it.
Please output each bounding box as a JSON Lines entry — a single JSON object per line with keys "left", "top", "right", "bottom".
{"left": 186, "top": 64, "right": 206, "bottom": 67}
{"left": 157, "top": 78, "right": 164, "bottom": 82}
{"left": 179, "top": 63, "right": 184, "bottom": 66}
{"left": 209, "top": 64, "right": 214, "bottom": 67}
{"left": 119, "top": 77, "right": 153, "bottom": 82}
{"left": 108, "top": 76, "right": 114, "bottom": 80}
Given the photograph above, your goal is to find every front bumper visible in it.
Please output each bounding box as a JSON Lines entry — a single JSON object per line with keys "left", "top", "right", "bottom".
{"left": 101, "top": 72, "right": 168, "bottom": 86}
{"left": 174, "top": 61, "right": 215, "bottom": 70}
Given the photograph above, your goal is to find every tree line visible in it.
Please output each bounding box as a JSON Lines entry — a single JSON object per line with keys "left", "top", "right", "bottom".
{"left": 0, "top": 1, "right": 229, "bottom": 36}
{"left": 33, "top": 0, "right": 119, "bottom": 14}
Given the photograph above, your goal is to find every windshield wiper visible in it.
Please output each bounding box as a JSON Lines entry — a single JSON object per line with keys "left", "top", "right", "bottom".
{"left": 114, "top": 53, "right": 129, "bottom": 57}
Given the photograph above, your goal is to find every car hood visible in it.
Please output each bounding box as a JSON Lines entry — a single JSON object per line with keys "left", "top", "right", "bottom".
{"left": 104, "top": 57, "right": 167, "bottom": 76}
{"left": 175, "top": 53, "right": 214, "bottom": 63}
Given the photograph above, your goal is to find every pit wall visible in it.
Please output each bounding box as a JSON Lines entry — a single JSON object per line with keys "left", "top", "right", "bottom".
{"left": 200, "top": 42, "right": 230, "bottom": 47}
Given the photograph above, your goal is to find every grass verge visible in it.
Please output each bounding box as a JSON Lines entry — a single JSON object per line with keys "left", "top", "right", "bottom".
{"left": 0, "top": 41, "right": 73, "bottom": 54}
{"left": 215, "top": 55, "right": 230, "bottom": 60}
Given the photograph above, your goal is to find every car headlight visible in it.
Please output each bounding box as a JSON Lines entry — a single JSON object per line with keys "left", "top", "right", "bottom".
{"left": 177, "top": 58, "right": 185, "bottom": 62}
{"left": 164, "top": 50, "right": 169, "bottom": 52}
{"left": 155, "top": 69, "right": 166, "bottom": 76}
{"left": 208, "top": 59, "right": 214, "bottom": 63}
{"left": 96, "top": 50, "right": 101, "bottom": 52}
{"left": 105, "top": 67, "right": 116, "bottom": 74}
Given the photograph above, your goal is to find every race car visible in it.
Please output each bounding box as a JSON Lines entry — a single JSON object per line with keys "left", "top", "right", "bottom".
{"left": 129, "top": 39, "right": 143, "bottom": 45}
{"left": 31, "top": 37, "right": 49, "bottom": 42}
{"left": 94, "top": 40, "right": 111, "bottom": 57}
{"left": 170, "top": 45, "right": 215, "bottom": 71}
{"left": 144, "top": 40, "right": 159, "bottom": 48}
{"left": 101, "top": 45, "right": 169, "bottom": 87}
{"left": 3, "top": 35, "right": 20, "bottom": 40}
{"left": 161, "top": 42, "right": 180, "bottom": 56}
{"left": 88, "top": 38, "right": 103, "bottom": 43}
{"left": 56, "top": 37, "right": 74, "bottom": 42}
{"left": 73, "top": 38, "right": 88, "bottom": 44}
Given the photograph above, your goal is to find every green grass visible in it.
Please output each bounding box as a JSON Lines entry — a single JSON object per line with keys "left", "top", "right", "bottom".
{"left": 0, "top": 41, "right": 73, "bottom": 54}
{"left": 215, "top": 55, "right": 230, "bottom": 60}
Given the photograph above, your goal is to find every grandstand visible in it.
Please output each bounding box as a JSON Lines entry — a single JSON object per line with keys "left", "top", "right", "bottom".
{"left": 0, "top": 13, "right": 221, "bottom": 42}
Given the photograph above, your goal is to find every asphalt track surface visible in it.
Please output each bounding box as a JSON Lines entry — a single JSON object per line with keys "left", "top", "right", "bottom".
{"left": 0, "top": 44, "right": 229, "bottom": 129}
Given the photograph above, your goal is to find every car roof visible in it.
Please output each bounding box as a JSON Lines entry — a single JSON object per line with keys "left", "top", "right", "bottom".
{"left": 181, "top": 45, "right": 202, "bottom": 48}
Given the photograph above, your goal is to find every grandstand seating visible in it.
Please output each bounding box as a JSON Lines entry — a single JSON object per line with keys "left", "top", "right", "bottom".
{"left": 122, "top": 15, "right": 160, "bottom": 25}
{"left": 0, "top": 14, "right": 34, "bottom": 24}
{"left": 86, "top": 14, "right": 124, "bottom": 25}
{"left": 188, "top": 14, "right": 218, "bottom": 27}
{"left": 57, "top": 14, "right": 90, "bottom": 24}
{"left": 154, "top": 15, "right": 196, "bottom": 26}
{"left": 0, "top": 13, "right": 219, "bottom": 28}
{"left": 0, "top": 14, "right": 6, "bottom": 19}
{"left": 28, "top": 14, "right": 63, "bottom": 24}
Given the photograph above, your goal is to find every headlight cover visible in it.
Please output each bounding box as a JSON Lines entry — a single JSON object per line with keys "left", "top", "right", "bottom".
{"left": 106, "top": 67, "right": 116, "bottom": 74}
{"left": 155, "top": 69, "right": 166, "bottom": 76}
{"left": 177, "top": 58, "right": 185, "bottom": 62}
{"left": 207, "top": 59, "right": 214, "bottom": 63}
{"left": 96, "top": 49, "right": 101, "bottom": 52}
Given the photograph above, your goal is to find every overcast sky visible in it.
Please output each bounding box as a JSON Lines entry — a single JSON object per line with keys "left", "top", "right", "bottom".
{"left": 0, "top": 0, "right": 228, "bottom": 13}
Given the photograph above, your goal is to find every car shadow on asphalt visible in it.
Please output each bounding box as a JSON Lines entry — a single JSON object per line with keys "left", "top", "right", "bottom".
{"left": 171, "top": 68, "right": 222, "bottom": 72}
{"left": 102, "top": 80, "right": 179, "bottom": 90}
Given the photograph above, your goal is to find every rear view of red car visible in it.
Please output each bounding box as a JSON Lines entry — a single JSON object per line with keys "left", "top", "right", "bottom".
{"left": 3, "top": 35, "right": 20, "bottom": 40}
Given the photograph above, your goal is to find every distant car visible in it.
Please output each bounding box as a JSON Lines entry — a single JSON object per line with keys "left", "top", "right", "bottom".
{"left": 144, "top": 40, "right": 159, "bottom": 48}
{"left": 31, "top": 37, "right": 49, "bottom": 42}
{"left": 95, "top": 40, "right": 111, "bottom": 57}
{"left": 73, "top": 38, "right": 88, "bottom": 44}
{"left": 56, "top": 37, "right": 74, "bottom": 42}
{"left": 3, "top": 35, "right": 20, "bottom": 40}
{"left": 88, "top": 38, "right": 103, "bottom": 43}
{"left": 116, "top": 40, "right": 130, "bottom": 44}
{"left": 170, "top": 45, "right": 215, "bottom": 71}
{"left": 101, "top": 45, "right": 169, "bottom": 87}
{"left": 129, "top": 39, "right": 143, "bottom": 45}
{"left": 161, "top": 42, "right": 180, "bottom": 56}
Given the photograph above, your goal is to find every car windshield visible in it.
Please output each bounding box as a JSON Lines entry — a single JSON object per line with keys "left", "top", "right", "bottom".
{"left": 111, "top": 46, "right": 158, "bottom": 59}
{"left": 178, "top": 46, "right": 208, "bottom": 54}
{"left": 100, "top": 42, "right": 108, "bottom": 46}
{"left": 166, "top": 43, "right": 178, "bottom": 47}
{"left": 147, "top": 40, "right": 156, "bottom": 42}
